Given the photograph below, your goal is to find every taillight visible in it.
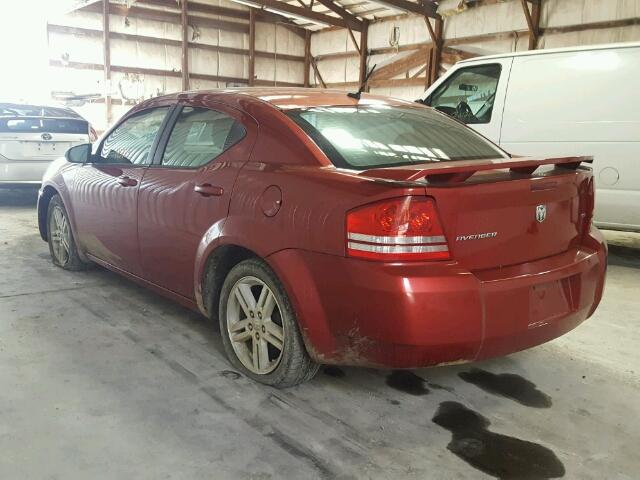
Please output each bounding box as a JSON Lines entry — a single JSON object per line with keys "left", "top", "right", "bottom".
{"left": 346, "top": 196, "right": 450, "bottom": 261}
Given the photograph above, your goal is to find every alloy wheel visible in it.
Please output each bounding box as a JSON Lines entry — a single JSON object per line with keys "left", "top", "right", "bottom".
{"left": 50, "top": 205, "right": 71, "bottom": 266}
{"left": 226, "top": 276, "right": 285, "bottom": 375}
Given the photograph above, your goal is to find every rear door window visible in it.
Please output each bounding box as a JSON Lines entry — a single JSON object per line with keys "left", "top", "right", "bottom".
{"left": 286, "top": 105, "right": 505, "bottom": 170}
{"left": 428, "top": 64, "right": 501, "bottom": 124}
{"left": 160, "top": 107, "right": 246, "bottom": 168}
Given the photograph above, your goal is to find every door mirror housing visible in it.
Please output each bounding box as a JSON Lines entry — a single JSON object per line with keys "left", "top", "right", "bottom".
{"left": 65, "top": 143, "right": 92, "bottom": 164}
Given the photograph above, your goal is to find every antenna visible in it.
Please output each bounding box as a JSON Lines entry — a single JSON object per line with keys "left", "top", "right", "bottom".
{"left": 347, "top": 64, "right": 377, "bottom": 100}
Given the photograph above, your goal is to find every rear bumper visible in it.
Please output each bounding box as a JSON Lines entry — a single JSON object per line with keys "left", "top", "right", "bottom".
{"left": 0, "top": 160, "right": 51, "bottom": 184}
{"left": 267, "top": 228, "right": 607, "bottom": 368}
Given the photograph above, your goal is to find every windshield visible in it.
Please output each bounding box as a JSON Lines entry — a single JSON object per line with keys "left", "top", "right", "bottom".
{"left": 285, "top": 105, "right": 506, "bottom": 170}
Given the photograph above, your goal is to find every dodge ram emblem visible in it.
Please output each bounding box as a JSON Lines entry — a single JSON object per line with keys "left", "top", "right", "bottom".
{"left": 536, "top": 204, "right": 547, "bottom": 223}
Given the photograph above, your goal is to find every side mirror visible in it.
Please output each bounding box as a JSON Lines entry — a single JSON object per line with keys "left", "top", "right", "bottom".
{"left": 65, "top": 143, "right": 91, "bottom": 164}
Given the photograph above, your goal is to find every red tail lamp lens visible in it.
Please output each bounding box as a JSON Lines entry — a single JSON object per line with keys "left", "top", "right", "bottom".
{"left": 346, "top": 196, "right": 450, "bottom": 261}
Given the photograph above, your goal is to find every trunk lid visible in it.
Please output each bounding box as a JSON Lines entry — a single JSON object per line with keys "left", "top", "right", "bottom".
{"left": 359, "top": 155, "right": 593, "bottom": 271}
{"left": 0, "top": 116, "right": 89, "bottom": 161}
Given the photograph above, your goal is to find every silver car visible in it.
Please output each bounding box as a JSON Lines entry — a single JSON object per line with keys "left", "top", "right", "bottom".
{"left": 0, "top": 103, "right": 95, "bottom": 186}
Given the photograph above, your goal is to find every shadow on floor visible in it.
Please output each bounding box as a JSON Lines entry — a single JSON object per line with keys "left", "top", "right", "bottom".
{"left": 0, "top": 188, "right": 39, "bottom": 207}
{"left": 608, "top": 244, "right": 640, "bottom": 269}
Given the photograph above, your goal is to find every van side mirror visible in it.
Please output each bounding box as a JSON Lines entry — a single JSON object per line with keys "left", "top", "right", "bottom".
{"left": 65, "top": 143, "right": 91, "bottom": 164}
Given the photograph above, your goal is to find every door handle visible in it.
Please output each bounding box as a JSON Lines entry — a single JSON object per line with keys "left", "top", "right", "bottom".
{"left": 117, "top": 176, "right": 138, "bottom": 187}
{"left": 194, "top": 183, "right": 224, "bottom": 197}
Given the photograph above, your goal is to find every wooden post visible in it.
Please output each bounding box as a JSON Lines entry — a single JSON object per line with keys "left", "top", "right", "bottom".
{"left": 521, "top": 0, "right": 542, "bottom": 49}
{"left": 181, "top": 0, "right": 189, "bottom": 90}
{"left": 529, "top": 0, "right": 541, "bottom": 49}
{"left": 304, "top": 29, "right": 311, "bottom": 87}
{"left": 249, "top": 8, "right": 256, "bottom": 86}
{"left": 429, "top": 17, "right": 443, "bottom": 85}
{"left": 358, "top": 19, "right": 369, "bottom": 90}
{"left": 102, "top": 0, "right": 112, "bottom": 126}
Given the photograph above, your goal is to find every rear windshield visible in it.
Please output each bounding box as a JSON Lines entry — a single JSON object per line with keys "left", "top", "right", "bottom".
{"left": 0, "top": 104, "right": 82, "bottom": 118}
{"left": 285, "top": 105, "right": 506, "bottom": 170}
{"left": 0, "top": 118, "right": 88, "bottom": 134}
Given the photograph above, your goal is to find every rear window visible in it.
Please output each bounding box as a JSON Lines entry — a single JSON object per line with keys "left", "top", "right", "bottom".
{"left": 285, "top": 105, "right": 506, "bottom": 170}
{"left": 0, "top": 104, "right": 81, "bottom": 118}
{"left": 0, "top": 118, "right": 88, "bottom": 134}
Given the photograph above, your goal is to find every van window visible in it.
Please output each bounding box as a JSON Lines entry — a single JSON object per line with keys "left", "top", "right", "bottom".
{"left": 428, "top": 64, "right": 501, "bottom": 124}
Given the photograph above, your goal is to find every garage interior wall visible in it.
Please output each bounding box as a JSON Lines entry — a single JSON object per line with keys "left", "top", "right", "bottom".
{"left": 47, "top": 0, "right": 306, "bottom": 132}
{"left": 312, "top": 0, "right": 640, "bottom": 100}
{"left": 46, "top": 0, "right": 640, "bottom": 131}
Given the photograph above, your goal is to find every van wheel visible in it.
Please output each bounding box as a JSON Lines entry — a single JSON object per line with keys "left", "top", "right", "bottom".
{"left": 47, "top": 195, "right": 90, "bottom": 271}
{"left": 219, "top": 258, "right": 319, "bottom": 387}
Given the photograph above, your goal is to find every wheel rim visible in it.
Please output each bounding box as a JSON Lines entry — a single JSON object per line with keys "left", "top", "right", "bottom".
{"left": 50, "top": 205, "right": 71, "bottom": 265}
{"left": 226, "top": 276, "right": 285, "bottom": 375}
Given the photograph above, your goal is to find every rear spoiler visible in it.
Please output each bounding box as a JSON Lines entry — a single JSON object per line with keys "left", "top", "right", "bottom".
{"left": 360, "top": 156, "right": 593, "bottom": 184}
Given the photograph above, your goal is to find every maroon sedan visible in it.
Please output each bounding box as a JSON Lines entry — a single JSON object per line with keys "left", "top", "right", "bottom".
{"left": 38, "top": 89, "right": 606, "bottom": 386}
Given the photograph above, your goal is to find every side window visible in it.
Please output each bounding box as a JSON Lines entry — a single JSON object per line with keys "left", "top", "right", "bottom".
{"left": 161, "top": 107, "right": 246, "bottom": 168}
{"left": 99, "top": 107, "right": 169, "bottom": 165}
{"left": 428, "top": 64, "right": 501, "bottom": 124}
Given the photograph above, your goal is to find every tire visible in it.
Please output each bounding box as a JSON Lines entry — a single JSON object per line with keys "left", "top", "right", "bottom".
{"left": 219, "top": 258, "right": 320, "bottom": 387}
{"left": 46, "top": 194, "right": 91, "bottom": 271}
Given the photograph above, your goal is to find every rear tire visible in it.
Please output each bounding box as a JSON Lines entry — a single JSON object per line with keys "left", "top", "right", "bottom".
{"left": 46, "top": 195, "right": 90, "bottom": 271}
{"left": 219, "top": 258, "right": 319, "bottom": 387}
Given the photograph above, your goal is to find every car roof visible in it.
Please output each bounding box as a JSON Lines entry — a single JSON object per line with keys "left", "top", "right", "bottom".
{"left": 150, "top": 88, "right": 418, "bottom": 111}
{"left": 0, "top": 102, "right": 83, "bottom": 119}
{"left": 457, "top": 41, "right": 640, "bottom": 65}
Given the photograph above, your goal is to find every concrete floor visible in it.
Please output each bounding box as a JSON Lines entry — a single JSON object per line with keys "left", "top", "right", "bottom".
{"left": 1, "top": 188, "right": 639, "bottom": 480}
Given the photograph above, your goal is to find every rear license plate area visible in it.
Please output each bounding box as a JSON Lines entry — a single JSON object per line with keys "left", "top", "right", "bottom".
{"left": 528, "top": 280, "right": 571, "bottom": 328}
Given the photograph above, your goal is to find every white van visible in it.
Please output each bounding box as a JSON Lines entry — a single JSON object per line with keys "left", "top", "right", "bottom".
{"left": 420, "top": 42, "right": 640, "bottom": 232}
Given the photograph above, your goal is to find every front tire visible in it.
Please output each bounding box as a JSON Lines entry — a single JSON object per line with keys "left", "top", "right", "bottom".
{"left": 46, "top": 195, "right": 90, "bottom": 271}
{"left": 219, "top": 258, "right": 319, "bottom": 387}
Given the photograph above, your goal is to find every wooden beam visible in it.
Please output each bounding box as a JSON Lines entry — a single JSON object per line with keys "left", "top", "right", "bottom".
{"left": 47, "top": 24, "right": 305, "bottom": 62}
{"left": 370, "top": 46, "right": 429, "bottom": 81}
{"left": 249, "top": 9, "right": 256, "bottom": 86}
{"left": 428, "top": 16, "right": 443, "bottom": 86}
{"left": 304, "top": 30, "right": 311, "bottom": 87}
{"left": 50, "top": 59, "right": 303, "bottom": 87}
{"left": 326, "top": 76, "right": 430, "bottom": 89}
{"left": 316, "top": 40, "right": 485, "bottom": 63}
{"left": 136, "top": 0, "right": 306, "bottom": 38}
{"left": 520, "top": 0, "right": 541, "bottom": 49}
{"left": 315, "top": 0, "right": 363, "bottom": 30}
{"left": 102, "top": 0, "right": 112, "bottom": 125}
{"left": 83, "top": 2, "right": 249, "bottom": 34}
{"left": 540, "top": 16, "right": 640, "bottom": 35}
{"left": 425, "top": 16, "right": 436, "bottom": 44}
{"left": 347, "top": 27, "right": 361, "bottom": 55}
{"left": 529, "top": 0, "right": 541, "bottom": 49}
{"left": 137, "top": 0, "right": 248, "bottom": 20}
{"left": 181, "top": 0, "right": 189, "bottom": 90}
{"left": 367, "top": 0, "right": 438, "bottom": 18}
{"left": 358, "top": 19, "right": 369, "bottom": 89}
{"left": 230, "top": 0, "right": 361, "bottom": 31}
{"left": 310, "top": 57, "right": 326, "bottom": 88}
